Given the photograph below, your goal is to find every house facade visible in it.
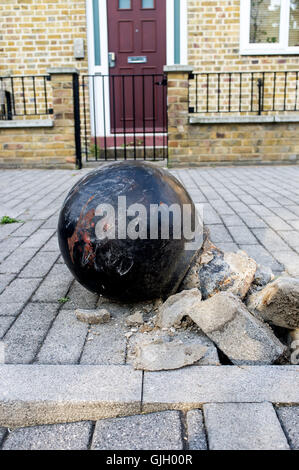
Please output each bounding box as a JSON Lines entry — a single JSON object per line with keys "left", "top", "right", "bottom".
{"left": 0, "top": 0, "right": 299, "bottom": 168}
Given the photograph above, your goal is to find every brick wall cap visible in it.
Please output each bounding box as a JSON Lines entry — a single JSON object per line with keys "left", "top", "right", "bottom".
{"left": 164, "top": 65, "right": 193, "bottom": 73}
{"left": 47, "top": 67, "right": 79, "bottom": 75}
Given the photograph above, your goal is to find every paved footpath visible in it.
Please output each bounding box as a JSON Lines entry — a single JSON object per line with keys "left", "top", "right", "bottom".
{"left": 0, "top": 165, "right": 299, "bottom": 450}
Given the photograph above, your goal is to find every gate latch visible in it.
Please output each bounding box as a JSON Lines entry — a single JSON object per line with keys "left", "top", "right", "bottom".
{"left": 155, "top": 78, "right": 167, "bottom": 86}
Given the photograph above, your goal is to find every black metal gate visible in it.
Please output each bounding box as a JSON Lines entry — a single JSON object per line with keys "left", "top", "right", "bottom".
{"left": 76, "top": 73, "right": 168, "bottom": 166}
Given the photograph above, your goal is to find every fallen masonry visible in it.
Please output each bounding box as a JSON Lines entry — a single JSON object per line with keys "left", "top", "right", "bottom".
{"left": 247, "top": 277, "right": 299, "bottom": 329}
{"left": 127, "top": 329, "right": 220, "bottom": 370}
{"left": 73, "top": 239, "right": 298, "bottom": 370}
{"left": 75, "top": 308, "right": 111, "bottom": 325}
{"left": 188, "top": 292, "right": 285, "bottom": 365}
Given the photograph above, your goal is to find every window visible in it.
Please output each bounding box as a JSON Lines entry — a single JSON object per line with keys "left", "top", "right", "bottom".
{"left": 142, "top": 0, "right": 154, "bottom": 8}
{"left": 119, "top": 0, "right": 131, "bottom": 9}
{"left": 240, "top": 0, "right": 299, "bottom": 54}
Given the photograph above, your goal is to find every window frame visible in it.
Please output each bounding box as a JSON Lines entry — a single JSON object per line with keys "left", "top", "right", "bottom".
{"left": 240, "top": 0, "right": 299, "bottom": 55}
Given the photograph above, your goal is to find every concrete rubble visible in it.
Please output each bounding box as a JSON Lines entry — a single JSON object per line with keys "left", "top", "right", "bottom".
{"left": 127, "top": 329, "right": 220, "bottom": 370}
{"left": 188, "top": 292, "right": 285, "bottom": 365}
{"left": 75, "top": 308, "right": 111, "bottom": 325}
{"left": 74, "top": 238, "right": 298, "bottom": 370}
{"left": 247, "top": 277, "right": 299, "bottom": 330}
{"left": 197, "top": 244, "right": 257, "bottom": 300}
{"left": 155, "top": 288, "right": 201, "bottom": 329}
{"left": 125, "top": 311, "right": 144, "bottom": 327}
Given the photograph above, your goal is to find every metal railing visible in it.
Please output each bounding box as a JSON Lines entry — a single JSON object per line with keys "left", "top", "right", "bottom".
{"left": 188, "top": 71, "right": 299, "bottom": 115}
{"left": 80, "top": 74, "right": 168, "bottom": 162}
{"left": 0, "top": 75, "right": 52, "bottom": 120}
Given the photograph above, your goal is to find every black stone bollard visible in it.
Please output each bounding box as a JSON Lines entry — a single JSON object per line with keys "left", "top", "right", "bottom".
{"left": 58, "top": 162, "right": 201, "bottom": 302}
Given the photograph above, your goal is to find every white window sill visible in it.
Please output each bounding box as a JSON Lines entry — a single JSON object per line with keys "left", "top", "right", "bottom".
{"left": 240, "top": 49, "right": 299, "bottom": 56}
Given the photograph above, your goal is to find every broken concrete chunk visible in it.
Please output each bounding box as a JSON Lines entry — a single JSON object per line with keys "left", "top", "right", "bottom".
{"left": 134, "top": 340, "right": 208, "bottom": 371}
{"left": 155, "top": 288, "right": 201, "bottom": 329}
{"left": 125, "top": 311, "right": 144, "bottom": 327}
{"left": 247, "top": 277, "right": 299, "bottom": 329}
{"left": 180, "top": 237, "right": 215, "bottom": 291}
{"left": 189, "top": 292, "right": 285, "bottom": 365}
{"left": 75, "top": 308, "right": 111, "bottom": 325}
{"left": 252, "top": 264, "right": 274, "bottom": 289}
{"left": 127, "top": 329, "right": 220, "bottom": 369}
{"left": 198, "top": 246, "right": 257, "bottom": 300}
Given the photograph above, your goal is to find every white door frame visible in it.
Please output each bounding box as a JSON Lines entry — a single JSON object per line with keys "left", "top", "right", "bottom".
{"left": 86, "top": 0, "right": 188, "bottom": 136}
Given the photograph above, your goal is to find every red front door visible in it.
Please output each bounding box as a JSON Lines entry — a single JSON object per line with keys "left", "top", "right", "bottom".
{"left": 107, "top": 0, "right": 167, "bottom": 133}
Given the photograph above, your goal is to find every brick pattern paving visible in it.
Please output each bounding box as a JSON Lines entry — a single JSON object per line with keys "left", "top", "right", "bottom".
{"left": 0, "top": 166, "right": 299, "bottom": 366}
{"left": 0, "top": 167, "right": 299, "bottom": 450}
{"left": 0, "top": 406, "right": 298, "bottom": 450}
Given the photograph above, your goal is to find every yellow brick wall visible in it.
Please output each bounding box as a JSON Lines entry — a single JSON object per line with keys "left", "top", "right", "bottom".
{"left": 188, "top": 0, "right": 299, "bottom": 72}
{"left": 0, "top": 0, "right": 88, "bottom": 76}
{"left": 167, "top": 69, "right": 299, "bottom": 167}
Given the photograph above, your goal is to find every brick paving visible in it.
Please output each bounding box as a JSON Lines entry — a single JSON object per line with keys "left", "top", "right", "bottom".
{"left": 0, "top": 165, "right": 299, "bottom": 449}
{"left": 0, "top": 406, "right": 297, "bottom": 450}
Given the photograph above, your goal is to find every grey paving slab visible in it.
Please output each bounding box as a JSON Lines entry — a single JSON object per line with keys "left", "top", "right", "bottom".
{"left": 209, "top": 200, "right": 235, "bottom": 215}
{"left": 249, "top": 205, "right": 275, "bottom": 217}
{"left": 40, "top": 234, "right": 59, "bottom": 252}
{"left": 0, "top": 303, "right": 24, "bottom": 317}
{"left": 0, "top": 246, "right": 39, "bottom": 274}
{"left": 142, "top": 366, "right": 299, "bottom": 412}
{"left": 11, "top": 220, "right": 44, "bottom": 237}
{"left": 229, "top": 201, "right": 254, "bottom": 214}
{"left": 276, "top": 406, "right": 299, "bottom": 450}
{"left": 18, "top": 251, "right": 59, "bottom": 278}
{"left": 186, "top": 409, "right": 207, "bottom": 450}
{"left": 30, "top": 208, "right": 58, "bottom": 221}
{"left": 91, "top": 411, "right": 183, "bottom": 450}
{"left": 206, "top": 224, "right": 233, "bottom": 243}
{"left": 214, "top": 242, "right": 239, "bottom": 252}
{"left": 0, "top": 317, "right": 15, "bottom": 339}
{"left": 64, "top": 281, "right": 98, "bottom": 310}
{"left": 239, "top": 214, "right": 267, "bottom": 228}
{"left": 80, "top": 320, "right": 127, "bottom": 365}
{"left": 0, "top": 365, "right": 143, "bottom": 427}
{"left": 290, "top": 219, "right": 299, "bottom": 230}
{"left": 274, "top": 207, "right": 299, "bottom": 221}
{"left": 252, "top": 228, "right": 290, "bottom": 251}
{"left": 0, "top": 277, "right": 41, "bottom": 305}
{"left": 271, "top": 251, "right": 299, "bottom": 276}
{"left": 36, "top": 309, "right": 88, "bottom": 365}
{"left": 277, "top": 230, "right": 299, "bottom": 250}
{"left": 238, "top": 194, "right": 258, "bottom": 205}
{"left": 0, "top": 223, "right": 23, "bottom": 241}
{"left": 0, "top": 236, "right": 27, "bottom": 263}
{"left": 220, "top": 214, "right": 245, "bottom": 227}
{"left": 264, "top": 216, "right": 294, "bottom": 231}
{"left": 41, "top": 214, "right": 59, "bottom": 230}
{"left": 21, "top": 228, "right": 55, "bottom": 249}
{"left": 203, "top": 403, "right": 289, "bottom": 450}
{"left": 202, "top": 203, "right": 222, "bottom": 224}
{"left": 239, "top": 244, "right": 283, "bottom": 272}
{"left": 227, "top": 225, "right": 258, "bottom": 245}
{"left": 3, "top": 303, "right": 59, "bottom": 364}
{"left": 32, "top": 264, "right": 73, "bottom": 303}
{"left": 2, "top": 421, "right": 93, "bottom": 450}
{"left": 287, "top": 206, "right": 299, "bottom": 217}
{"left": 0, "top": 274, "right": 15, "bottom": 294}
